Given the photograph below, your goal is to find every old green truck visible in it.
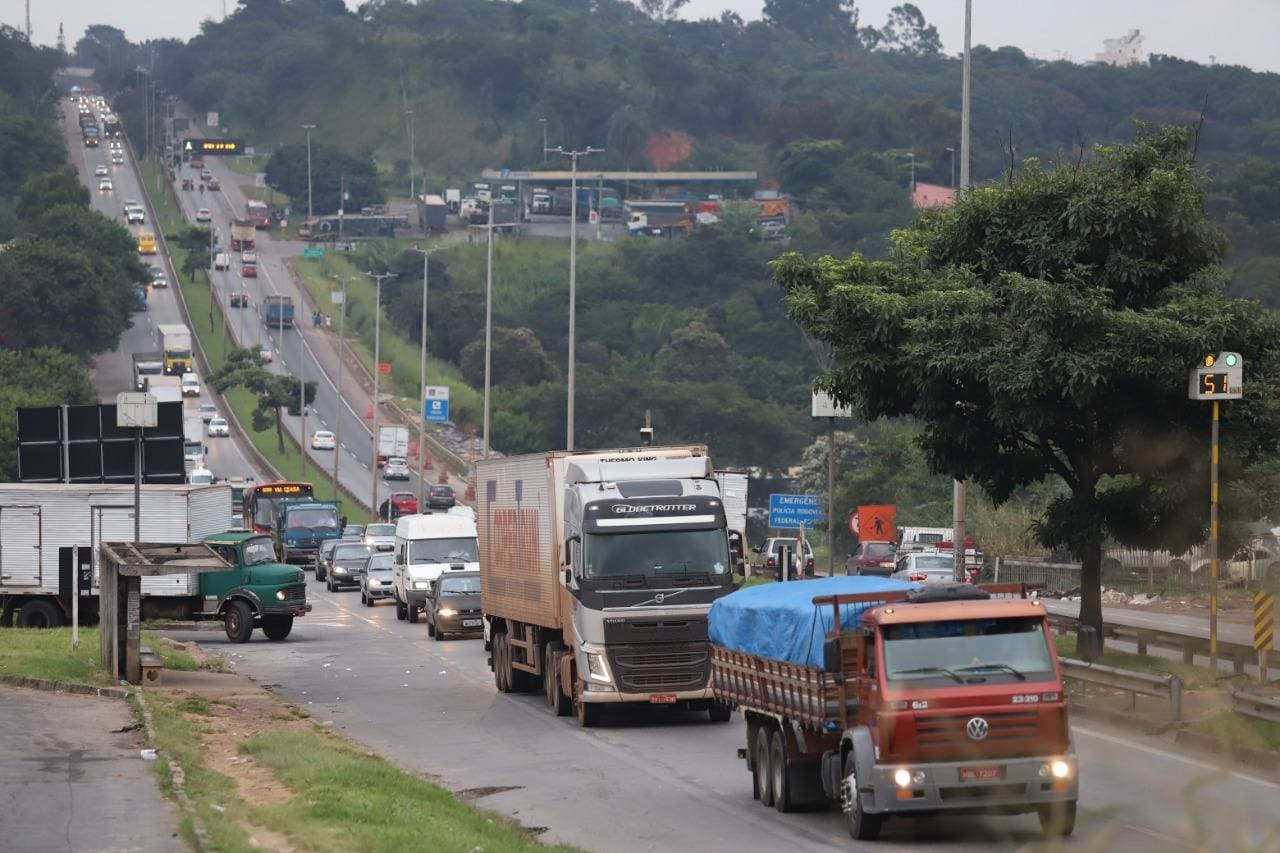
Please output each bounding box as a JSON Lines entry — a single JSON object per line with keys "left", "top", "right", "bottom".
{"left": 202, "top": 530, "right": 311, "bottom": 643}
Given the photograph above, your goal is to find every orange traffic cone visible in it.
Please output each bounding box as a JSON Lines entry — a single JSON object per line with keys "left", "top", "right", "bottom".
{"left": 423, "top": 454, "right": 434, "bottom": 470}
{"left": 438, "top": 467, "right": 449, "bottom": 485}
{"left": 464, "top": 478, "right": 475, "bottom": 502}
{"left": 408, "top": 439, "right": 419, "bottom": 460}
{"left": 365, "top": 403, "right": 373, "bottom": 419}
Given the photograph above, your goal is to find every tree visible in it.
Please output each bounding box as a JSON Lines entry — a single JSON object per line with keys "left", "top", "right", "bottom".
{"left": 264, "top": 143, "right": 383, "bottom": 214}
{"left": 459, "top": 327, "right": 558, "bottom": 388}
{"left": 774, "top": 125, "right": 1280, "bottom": 657}
{"left": 209, "top": 348, "right": 317, "bottom": 453}
{"left": 606, "top": 106, "right": 649, "bottom": 170}
{"left": 172, "top": 225, "right": 215, "bottom": 281}
{"left": 763, "top": 0, "right": 858, "bottom": 42}
{"left": 16, "top": 166, "right": 88, "bottom": 222}
{"left": 877, "top": 4, "right": 942, "bottom": 56}
{"left": 636, "top": 0, "right": 688, "bottom": 22}
{"left": 0, "top": 348, "right": 95, "bottom": 480}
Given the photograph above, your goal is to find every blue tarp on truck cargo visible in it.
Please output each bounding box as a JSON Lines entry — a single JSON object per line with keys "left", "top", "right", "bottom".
{"left": 708, "top": 577, "right": 916, "bottom": 667}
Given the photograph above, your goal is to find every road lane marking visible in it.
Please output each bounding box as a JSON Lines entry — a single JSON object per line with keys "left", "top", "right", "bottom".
{"left": 1073, "top": 725, "right": 1280, "bottom": 790}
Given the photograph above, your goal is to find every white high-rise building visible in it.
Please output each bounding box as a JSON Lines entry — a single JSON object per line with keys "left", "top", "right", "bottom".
{"left": 1096, "top": 29, "right": 1145, "bottom": 67}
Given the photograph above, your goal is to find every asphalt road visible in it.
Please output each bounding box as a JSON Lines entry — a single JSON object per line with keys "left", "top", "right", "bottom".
{"left": 64, "top": 109, "right": 256, "bottom": 482}
{"left": 161, "top": 577, "right": 1280, "bottom": 853}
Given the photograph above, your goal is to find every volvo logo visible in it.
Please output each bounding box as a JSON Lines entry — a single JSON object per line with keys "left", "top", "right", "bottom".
{"left": 966, "top": 717, "right": 990, "bottom": 741}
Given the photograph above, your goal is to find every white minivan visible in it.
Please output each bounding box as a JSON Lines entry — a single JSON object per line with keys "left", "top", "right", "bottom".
{"left": 392, "top": 513, "right": 479, "bottom": 624}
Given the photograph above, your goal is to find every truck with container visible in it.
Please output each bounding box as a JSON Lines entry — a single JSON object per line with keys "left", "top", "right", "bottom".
{"left": 476, "top": 445, "right": 738, "bottom": 727}
{"left": 0, "top": 484, "right": 310, "bottom": 643}
{"left": 156, "top": 323, "right": 193, "bottom": 375}
{"left": 230, "top": 220, "right": 256, "bottom": 251}
{"left": 709, "top": 578, "right": 1077, "bottom": 841}
{"left": 377, "top": 425, "right": 409, "bottom": 467}
{"left": 444, "top": 188, "right": 461, "bottom": 213}
{"left": 148, "top": 375, "right": 183, "bottom": 404}
{"left": 421, "top": 194, "right": 448, "bottom": 233}
{"left": 132, "top": 352, "right": 164, "bottom": 391}
{"left": 183, "top": 415, "right": 205, "bottom": 472}
{"left": 273, "top": 499, "right": 344, "bottom": 565}
{"left": 715, "top": 471, "right": 749, "bottom": 571}
{"left": 246, "top": 199, "right": 270, "bottom": 229}
{"left": 263, "top": 295, "right": 294, "bottom": 328}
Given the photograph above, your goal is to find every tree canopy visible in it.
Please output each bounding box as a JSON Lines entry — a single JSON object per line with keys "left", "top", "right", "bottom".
{"left": 775, "top": 125, "right": 1280, "bottom": 653}
{"left": 209, "top": 347, "right": 318, "bottom": 453}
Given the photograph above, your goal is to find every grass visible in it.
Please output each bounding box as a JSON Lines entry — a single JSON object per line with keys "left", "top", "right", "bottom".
{"left": 142, "top": 633, "right": 199, "bottom": 672}
{"left": 1053, "top": 633, "right": 1219, "bottom": 690}
{"left": 140, "top": 161, "right": 374, "bottom": 522}
{"left": 0, "top": 627, "right": 113, "bottom": 686}
{"left": 145, "top": 692, "right": 579, "bottom": 853}
{"left": 241, "top": 729, "right": 579, "bottom": 852}
{"left": 1190, "top": 710, "right": 1280, "bottom": 753}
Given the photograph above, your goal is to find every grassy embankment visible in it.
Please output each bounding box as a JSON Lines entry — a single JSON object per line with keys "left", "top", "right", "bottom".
{"left": 140, "top": 161, "right": 372, "bottom": 519}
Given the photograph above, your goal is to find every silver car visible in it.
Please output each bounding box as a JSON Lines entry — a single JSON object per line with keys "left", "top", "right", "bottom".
{"left": 362, "top": 523, "right": 396, "bottom": 552}
{"left": 360, "top": 551, "right": 395, "bottom": 606}
{"left": 890, "top": 551, "right": 957, "bottom": 584}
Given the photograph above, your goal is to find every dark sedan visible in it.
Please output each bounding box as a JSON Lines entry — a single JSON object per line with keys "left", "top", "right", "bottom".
{"left": 326, "top": 542, "right": 373, "bottom": 591}
{"left": 314, "top": 539, "right": 342, "bottom": 580}
{"left": 427, "top": 484, "right": 456, "bottom": 510}
{"left": 426, "top": 571, "right": 482, "bottom": 640}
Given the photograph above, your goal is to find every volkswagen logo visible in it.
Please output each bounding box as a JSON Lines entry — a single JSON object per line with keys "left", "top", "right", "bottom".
{"left": 966, "top": 717, "right": 990, "bottom": 741}
{"left": 653, "top": 593, "right": 665, "bottom": 604}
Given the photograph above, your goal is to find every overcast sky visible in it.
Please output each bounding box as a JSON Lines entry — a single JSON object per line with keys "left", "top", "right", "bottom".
{"left": 5, "top": 0, "right": 1279, "bottom": 74}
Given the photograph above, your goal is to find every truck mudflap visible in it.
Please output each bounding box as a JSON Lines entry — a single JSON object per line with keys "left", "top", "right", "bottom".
{"left": 856, "top": 752, "right": 1078, "bottom": 815}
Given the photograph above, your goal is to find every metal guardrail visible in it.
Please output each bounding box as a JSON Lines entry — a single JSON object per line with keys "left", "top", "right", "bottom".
{"left": 1060, "top": 658, "right": 1183, "bottom": 721}
{"left": 1228, "top": 686, "right": 1280, "bottom": 725}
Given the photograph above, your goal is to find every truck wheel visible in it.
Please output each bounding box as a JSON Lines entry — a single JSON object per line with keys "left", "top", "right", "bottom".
{"left": 17, "top": 598, "right": 63, "bottom": 628}
{"left": 770, "top": 729, "right": 794, "bottom": 813}
{"left": 395, "top": 593, "right": 407, "bottom": 621}
{"left": 427, "top": 618, "right": 437, "bottom": 638}
{"left": 224, "top": 600, "right": 254, "bottom": 644}
{"left": 407, "top": 599, "right": 420, "bottom": 623}
{"left": 708, "top": 700, "right": 733, "bottom": 723}
{"left": 755, "top": 728, "right": 774, "bottom": 807}
{"left": 261, "top": 615, "right": 293, "bottom": 641}
{"left": 842, "top": 751, "right": 882, "bottom": 840}
{"left": 1038, "top": 801, "right": 1077, "bottom": 837}
{"left": 493, "top": 633, "right": 511, "bottom": 692}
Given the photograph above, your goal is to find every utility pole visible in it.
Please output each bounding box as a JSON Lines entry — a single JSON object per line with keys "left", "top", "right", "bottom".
{"left": 408, "top": 246, "right": 439, "bottom": 506}
{"left": 365, "top": 271, "right": 397, "bottom": 517}
{"left": 482, "top": 203, "right": 494, "bottom": 459}
{"left": 302, "top": 123, "right": 316, "bottom": 225}
{"left": 946, "top": 146, "right": 957, "bottom": 189}
{"left": 953, "top": 0, "right": 973, "bottom": 576}
{"left": 538, "top": 118, "right": 548, "bottom": 165}
{"left": 406, "top": 110, "right": 416, "bottom": 201}
{"left": 544, "top": 145, "right": 603, "bottom": 451}
{"left": 330, "top": 275, "right": 355, "bottom": 502}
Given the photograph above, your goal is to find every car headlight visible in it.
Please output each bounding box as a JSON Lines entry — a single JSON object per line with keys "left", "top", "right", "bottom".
{"left": 1050, "top": 759, "right": 1071, "bottom": 779}
{"left": 438, "top": 608, "right": 457, "bottom": 617}
{"left": 586, "top": 652, "right": 611, "bottom": 683}
{"left": 893, "top": 768, "right": 911, "bottom": 788}
{"left": 275, "top": 590, "right": 285, "bottom": 601}
{"left": 413, "top": 581, "right": 431, "bottom": 589}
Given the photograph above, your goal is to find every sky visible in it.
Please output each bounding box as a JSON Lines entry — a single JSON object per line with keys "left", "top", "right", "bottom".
{"left": 4, "top": 0, "right": 1279, "bottom": 74}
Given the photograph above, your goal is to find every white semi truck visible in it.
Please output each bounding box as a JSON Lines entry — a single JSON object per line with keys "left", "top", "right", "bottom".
{"left": 476, "top": 445, "right": 737, "bottom": 727}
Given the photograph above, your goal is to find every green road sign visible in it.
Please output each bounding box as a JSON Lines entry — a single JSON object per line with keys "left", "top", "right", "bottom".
{"left": 302, "top": 247, "right": 325, "bottom": 260}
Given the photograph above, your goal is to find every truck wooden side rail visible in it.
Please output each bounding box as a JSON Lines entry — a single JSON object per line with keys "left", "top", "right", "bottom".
{"left": 710, "top": 647, "right": 833, "bottom": 729}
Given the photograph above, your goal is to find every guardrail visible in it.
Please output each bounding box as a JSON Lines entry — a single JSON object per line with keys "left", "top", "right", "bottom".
{"left": 1059, "top": 658, "right": 1183, "bottom": 721}
{"left": 1228, "top": 686, "right": 1280, "bottom": 724}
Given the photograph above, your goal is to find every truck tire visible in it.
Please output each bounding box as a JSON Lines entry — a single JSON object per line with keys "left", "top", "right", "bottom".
{"left": 224, "top": 600, "right": 254, "bottom": 644}
{"left": 545, "top": 644, "right": 572, "bottom": 716}
{"left": 1038, "top": 801, "right": 1077, "bottom": 837}
{"left": 407, "top": 599, "right": 419, "bottom": 623}
{"left": 842, "top": 751, "right": 882, "bottom": 840}
{"left": 395, "top": 592, "right": 407, "bottom": 620}
{"left": 17, "top": 598, "right": 63, "bottom": 628}
{"left": 261, "top": 615, "right": 293, "bottom": 641}
{"left": 755, "top": 728, "right": 774, "bottom": 807}
{"left": 708, "top": 700, "right": 733, "bottom": 723}
{"left": 770, "top": 729, "right": 794, "bottom": 813}
{"left": 493, "top": 633, "right": 511, "bottom": 692}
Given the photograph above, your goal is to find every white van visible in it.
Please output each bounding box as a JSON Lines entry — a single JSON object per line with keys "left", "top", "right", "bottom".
{"left": 213, "top": 252, "right": 231, "bottom": 271}
{"left": 392, "top": 513, "right": 478, "bottom": 624}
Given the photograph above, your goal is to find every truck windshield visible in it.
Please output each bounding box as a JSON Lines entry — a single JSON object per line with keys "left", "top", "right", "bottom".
{"left": 285, "top": 507, "right": 340, "bottom": 530}
{"left": 244, "top": 537, "right": 277, "bottom": 565}
{"left": 409, "top": 537, "right": 478, "bottom": 563}
{"left": 882, "top": 617, "right": 1055, "bottom": 685}
{"left": 583, "top": 529, "right": 729, "bottom": 579}
{"left": 169, "top": 348, "right": 192, "bottom": 359}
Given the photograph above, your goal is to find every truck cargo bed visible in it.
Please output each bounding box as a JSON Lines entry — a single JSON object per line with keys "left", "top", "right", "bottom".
{"left": 711, "top": 645, "right": 842, "bottom": 729}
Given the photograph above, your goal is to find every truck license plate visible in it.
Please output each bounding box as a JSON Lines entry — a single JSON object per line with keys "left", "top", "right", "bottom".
{"left": 462, "top": 619, "right": 481, "bottom": 627}
{"left": 649, "top": 693, "right": 677, "bottom": 704}
{"left": 959, "top": 766, "right": 1003, "bottom": 781}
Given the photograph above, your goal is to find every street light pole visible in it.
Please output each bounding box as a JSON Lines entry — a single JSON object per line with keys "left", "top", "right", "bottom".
{"left": 302, "top": 123, "right": 316, "bottom": 224}
{"left": 408, "top": 246, "right": 439, "bottom": 505}
{"left": 545, "top": 145, "right": 603, "bottom": 451}
{"left": 482, "top": 203, "right": 494, "bottom": 459}
{"left": 330, "top": 275, "right": 354, "bottom": 502}
{"left": 406, "top": 110, "right": 415, "bottom": 201}
{"left": 538, "top": 118, "right": 548, "bottom": 164}
{"left": 365, "top": 271, "right": 397, "bottom": 518}
{"left": 946, "top": 146, "right": 956, "bottom": 189}
{"left": 954, "top": 0, "right": 974, "bottom": 574}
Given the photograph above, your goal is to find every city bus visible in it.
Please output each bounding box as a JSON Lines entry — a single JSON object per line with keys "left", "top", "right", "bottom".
{"left": 243, "top": 481, "right": 315, "bottom": 533}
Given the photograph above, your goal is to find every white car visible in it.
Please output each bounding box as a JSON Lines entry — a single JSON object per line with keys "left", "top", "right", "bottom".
{"left": 180, "top": 373, "right": 201, "bottom": 397}
{"left": 207, "top": 417, "right": 230, "bottom": 437}
{"left": 382, "top": 457, "right": 411, "bottom": 480}
{"left": 195, "top": 208, "right": 212, "bottom": 223}
{"left": 188, "top": 467, "right": 215, "bottom": 485}
{"left": 889, "top": 551, "right": 957, "bottom": 584}
{"left": 98, "top": 178, "right": 112, "bottom": 192}
{"left": 94, "top": 165, "right": 108, "bottom": 177}
{"left": 310, "top": 430, "right": 336, "bottom": 450}
{"left": 241, "top": 250, "right": 258, "bottom": 264}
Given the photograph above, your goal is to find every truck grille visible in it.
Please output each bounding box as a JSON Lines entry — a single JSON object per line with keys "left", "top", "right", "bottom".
{"left": 912, "top": 710, "right": 1041, "bottom": 755}
{"left": 606, "top": 642, "right": 710, "bottom": 694}
{"left": 280, "top": 584, "right": 306, "bottom": 602}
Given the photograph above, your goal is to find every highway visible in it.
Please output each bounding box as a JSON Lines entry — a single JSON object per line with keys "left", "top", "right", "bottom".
{"left": 63, "top": 106, "right": 257, "bottom": 483}
{"left": 161, "top": 579, "right": 1280, "bottom": 853}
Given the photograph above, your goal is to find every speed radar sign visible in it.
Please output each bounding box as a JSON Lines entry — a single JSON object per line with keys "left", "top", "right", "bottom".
{"left": 848, "top": 511, "right": 859, "bottom": 536}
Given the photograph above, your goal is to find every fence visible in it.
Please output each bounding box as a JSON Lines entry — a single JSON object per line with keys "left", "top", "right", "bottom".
{"left": 992, "top": 537, "right": 1280, "bottom": 595}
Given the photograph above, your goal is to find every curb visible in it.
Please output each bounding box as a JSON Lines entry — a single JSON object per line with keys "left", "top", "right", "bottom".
{"left": 0, "top": 673, "right": 132, "bottom": 699}
{"left": 134, "top": 689, "right": 212, "bottom": 852}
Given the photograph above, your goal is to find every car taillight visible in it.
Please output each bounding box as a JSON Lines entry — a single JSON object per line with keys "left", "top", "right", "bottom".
{"left": 806, "top": 558, "right": 814, "bottom": 568}
{"left": 909, "top": 573, "right": 927, "bottom": 582}
{"left": 766, "top": 557, "right": 776, "bottom": 567}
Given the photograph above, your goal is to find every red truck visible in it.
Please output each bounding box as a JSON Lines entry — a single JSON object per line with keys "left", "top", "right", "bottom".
{"left": 246, "top": 200, "right": 270, "bottom": 229}
{"left": 230, "top": 220, "right": 256, "bottom": 252}
{"left": 710, "top": 579, "right": 1077, "bottom": 841}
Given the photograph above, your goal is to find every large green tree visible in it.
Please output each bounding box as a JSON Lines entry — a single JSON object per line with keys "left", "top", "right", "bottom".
{"left": 264, "top": 142, "right": 383, "bottom": 215}
{"left": 16, "top": 166, "right": 89, "bottom": 222}
{"left": 775, "top": 125, "right": 1280, "bottom": 655}
{"left": 0, "top": 349, "right": 96, "bottom": 480}
{"left": 209, "top": 348, "right": 317, "bottom": 453}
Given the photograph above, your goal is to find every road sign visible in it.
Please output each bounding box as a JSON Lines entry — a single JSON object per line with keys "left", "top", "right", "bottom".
{"left": 812, "top": 391, "right": 852, "bottom": 418}
{"left": 1189, "top": 352, "right": 1243, "bottom": 400}
{"left": 206, "top": 111, "right": 219, "bottom": 127}
{"left": 182, "top": 137, "right": 245, "bottom": 156}
{"left": 768, "top": 494, "right": 824, "bottom": 529}
{"left": 378, "top": 362, "right": 392, "bottom": 375}
{"left": 848, "top": 510, "right": 859, "bottom": 536}
{"left": 116, "top": 393, "right": 157, "bottom": 428}
{"left": 1256, "top": 593, "right": 1275, "bottom": 653}
{"left": 424, "top": 386, "right": 450, "bottom": 424}
{"left": 302, "top": 247, "right": 324, "bottom": 260}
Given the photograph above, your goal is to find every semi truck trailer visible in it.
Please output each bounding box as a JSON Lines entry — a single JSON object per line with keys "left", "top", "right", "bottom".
{"left": 476, "top": 445, "right": 737, "bottom": 727}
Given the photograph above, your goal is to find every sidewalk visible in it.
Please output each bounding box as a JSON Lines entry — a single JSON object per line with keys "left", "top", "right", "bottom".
{"left": 0, "top": 686, "right": 180, "bottom": 852}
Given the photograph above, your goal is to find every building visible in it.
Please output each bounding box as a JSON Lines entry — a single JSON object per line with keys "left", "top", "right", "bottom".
{"left": 911, "top": 182, "right": 954, "bottom": 209}
{"left": 1096, "top": 29, "right": 1145, "bottom": 67}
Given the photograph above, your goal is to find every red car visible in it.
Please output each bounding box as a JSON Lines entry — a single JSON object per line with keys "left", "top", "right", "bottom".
{"left": 389, "top": 491, "right": 418, "bottom": 517}
{"left": 241, "top": 263, "right": 257, "bottom": 278}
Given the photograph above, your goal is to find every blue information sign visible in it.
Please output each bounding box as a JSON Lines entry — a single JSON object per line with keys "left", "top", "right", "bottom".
{"left": 768, "top": 494, "right": 824, "bottom": 529}
{"left": 423, "top": 385, "right": 450, "bottom": 424}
